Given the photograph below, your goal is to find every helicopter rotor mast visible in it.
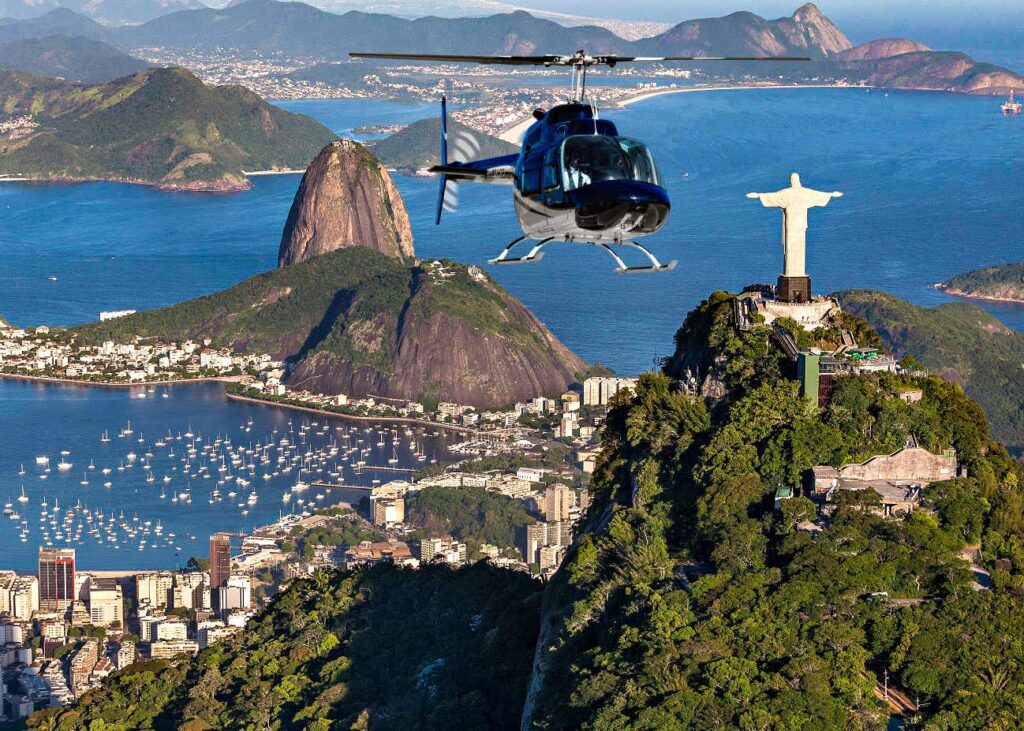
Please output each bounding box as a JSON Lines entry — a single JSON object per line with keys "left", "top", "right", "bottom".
{"left": 349, "top": 50, "right": 811, "bottom": 103}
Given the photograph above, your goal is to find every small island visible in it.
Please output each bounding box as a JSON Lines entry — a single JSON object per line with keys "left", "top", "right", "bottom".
{"left": 936, "top": 262, "right": 1024, "bottom": 304}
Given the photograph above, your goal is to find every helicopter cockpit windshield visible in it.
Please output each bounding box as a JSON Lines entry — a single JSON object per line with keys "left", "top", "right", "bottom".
{"left": 561, "top": 135, "right": 663, "bottom": 191}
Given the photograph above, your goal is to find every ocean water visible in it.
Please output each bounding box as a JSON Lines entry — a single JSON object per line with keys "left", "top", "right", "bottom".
{"left": 1, "top": 88, "right": 1022, "bottom": 568}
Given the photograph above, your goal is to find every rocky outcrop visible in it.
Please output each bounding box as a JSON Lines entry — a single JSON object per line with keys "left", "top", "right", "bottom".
{"left": 836, "top": 38, "right": 930, "bottom": 61}
{"left": 278, "top": 139, "right": 414, "bottom": 267}
{"left": 780, "top": 2, "right": 851, "bottom": 56}
{"left": 848, "top": 51, "right": 1024, "bottom": 94}
{"left": 283, "top": 260, "right": 587, "bottom": 407}
{"left": 82, "top": 248, "right": 586, "bottom": 409}
{"left": 639, "top": 2, "right": 850, "bottom": 59}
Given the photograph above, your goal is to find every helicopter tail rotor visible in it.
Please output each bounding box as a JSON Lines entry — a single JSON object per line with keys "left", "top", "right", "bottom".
{"left": 435, "top": 95, "right": 452, "bottom": 224}
{"left": 435, "top": 96, "right": 484, "bottom": 224}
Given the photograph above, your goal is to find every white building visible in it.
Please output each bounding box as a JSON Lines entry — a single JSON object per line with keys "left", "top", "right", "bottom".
{"left": 87, "top": 578, "right": 123, "bottom": 627}
{"left": 582, "top": 376, "right": 639, "bottom": 407}
{"left": 156, "top": 620, "right": 188, "bottom": 642}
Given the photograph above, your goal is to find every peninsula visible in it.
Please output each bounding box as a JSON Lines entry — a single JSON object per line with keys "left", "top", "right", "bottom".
{"left": 0, "top": 66, "right": 335, "bottom": 191}
{"left": 936, "top": 263, "right": 1024, "bottom": 304}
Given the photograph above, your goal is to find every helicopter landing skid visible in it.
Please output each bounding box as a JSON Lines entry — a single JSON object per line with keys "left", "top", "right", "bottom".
{"left": 488, "top": 236, "right": 676, "bottom": 274}
{"left": 488, "top": 236, "right": 552, "bottom": 266}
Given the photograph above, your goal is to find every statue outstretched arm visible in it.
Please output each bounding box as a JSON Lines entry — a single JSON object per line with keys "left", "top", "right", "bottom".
{"left": 804, "top": 189, "right": 844, "bottom": 207}
{"left": 746, "top": 191, "right": 788, "bottom": 207}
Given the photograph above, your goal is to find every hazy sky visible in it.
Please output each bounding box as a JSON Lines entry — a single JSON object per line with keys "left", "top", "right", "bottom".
{"left": 524, "top": 0, "right": 1024, "bottom": 48}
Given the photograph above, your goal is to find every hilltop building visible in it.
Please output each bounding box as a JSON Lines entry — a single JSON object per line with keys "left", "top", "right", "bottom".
{"left": 807, "top": 442, "right": 958, "bottom": 517}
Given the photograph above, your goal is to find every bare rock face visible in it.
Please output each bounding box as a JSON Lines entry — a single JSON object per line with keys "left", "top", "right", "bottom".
{"left": 641, "top": 2, "right": 850, "bottom": 60}
{"left": 784, "top": 2, "right": 851, "bottom": 56}
{"left": 284, "top": 260, "right": 588, "bottom": 408}
{"left": 278, "top": 139, "right": 414, "bottom": 267}
{"left": 836, "top": 38, "right": 930, "bottom": 62}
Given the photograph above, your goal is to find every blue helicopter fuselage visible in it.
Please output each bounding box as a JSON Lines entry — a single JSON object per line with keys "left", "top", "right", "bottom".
{"left": 510, "top": 103, "right": 670, "bottom": 243}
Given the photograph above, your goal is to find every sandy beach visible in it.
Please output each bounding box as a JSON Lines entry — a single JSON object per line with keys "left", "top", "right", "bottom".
{"left": 497, "top": 83, "right": 857, "bottom": 143}
{"left": 242, "top": 169, "right": 305, "bottom": 176}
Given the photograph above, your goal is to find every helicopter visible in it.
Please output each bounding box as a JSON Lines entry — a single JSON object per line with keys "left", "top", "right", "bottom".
{"left": 351, "top": 50, "right": 808, "bottom": 273}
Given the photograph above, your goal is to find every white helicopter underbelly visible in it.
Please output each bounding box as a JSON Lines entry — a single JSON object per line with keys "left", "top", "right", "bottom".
{"left": 512, "top": 191, "right": 650, "bottom": 243}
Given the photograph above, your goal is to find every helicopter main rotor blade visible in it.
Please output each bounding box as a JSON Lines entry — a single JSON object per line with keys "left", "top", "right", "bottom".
{"left": 349, "top": 52, "right": 565, "bottom": 65}
{"left": 616, "top": 55, "right": 811, "bottom": 62}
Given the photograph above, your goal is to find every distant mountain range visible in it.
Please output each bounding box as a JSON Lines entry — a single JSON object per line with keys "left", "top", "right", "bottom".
{"left": 634, "top": 2, "right": 849, "bottom": 59}
{"left": 0, "top": 66, "right": 335, "bottom": 190}
{"left": 0, "top": 8, "right": 109, "bottom": 43}
{"left": 117, "top": 1, "right": 628, "bottom": 58}
{"left": 110, "top": 0, "right": 849, "bottom": 60}
{"left": 0, "top": 2, "right": 1019, "bottom": 95}
{"left": 0, "top": 0, "right": 205, "bottom": 25}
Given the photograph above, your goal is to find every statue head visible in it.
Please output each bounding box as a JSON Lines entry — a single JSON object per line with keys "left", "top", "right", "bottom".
{"left": 790, "top": 172, "right": 802, "bottom": 187}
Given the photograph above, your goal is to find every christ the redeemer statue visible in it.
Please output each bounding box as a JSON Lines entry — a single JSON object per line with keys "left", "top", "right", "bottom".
{"left": 747, "top": 173, "right": 842, "bottom": 303}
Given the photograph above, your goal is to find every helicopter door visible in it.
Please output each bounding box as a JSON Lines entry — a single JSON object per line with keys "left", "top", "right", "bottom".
{"left": 519, "top": 155, "right": 542, "bottom": 200}
{"left": 541, "top": 149, "right": 563, "bottom": 206}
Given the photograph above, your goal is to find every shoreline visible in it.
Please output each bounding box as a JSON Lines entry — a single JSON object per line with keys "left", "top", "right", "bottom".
{"left": 497, "top": 83, "right": 864, "bottom": 143}
{"left": 615, "top": 83, "right": 859, "bottom": 107}
{"left": 242, "top": 169, "right": 305, "bottom": 176}
{"left": 0, "top": 371, "right": 481, "bottom": 434}
{"left": 0, "top": 372, "right": 243, "bottom": 389}
{"left": 0, "top": 174, "right": 251, "bottom": 193}
{"left": 224, "top": 391, "right": 478, "bottom": 434}
{"left": 933, "top": 284, "right": 1024, "bottom": 306}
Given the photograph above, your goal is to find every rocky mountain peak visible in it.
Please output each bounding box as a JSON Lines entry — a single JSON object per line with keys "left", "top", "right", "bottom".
{"left": 278, "top": 139, "right": 414, "bottom": 268}
{"left": 786, "top": 2, "right": 851, "bottom": 55}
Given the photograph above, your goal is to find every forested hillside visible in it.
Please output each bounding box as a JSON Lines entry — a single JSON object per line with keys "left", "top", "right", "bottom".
{"left": 838, "top": 289, "right": 1024, "bottom": 455}
{"left": 27, "top": 564, "right": 541, "bottom": 731}
{"left": 528, "top": 291, "right": 1024, "bottom": 729}
{"left": 76, "top": 247, "right": 586, "bottom": 408}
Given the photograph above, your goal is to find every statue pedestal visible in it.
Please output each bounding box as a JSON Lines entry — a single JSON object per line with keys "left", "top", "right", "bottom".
{"left": 777, "top": 275, "right": 811, "bottom": 303}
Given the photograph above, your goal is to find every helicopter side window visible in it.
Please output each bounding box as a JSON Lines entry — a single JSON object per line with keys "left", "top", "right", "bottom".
{"left": 521, "top": 162, "right": 542, "bottom": 197}
{"left": 616, "top": 137, "right": 663, "bottom": 187}
{"left": 542, "top": 153, "right": 560, "bottom": 193}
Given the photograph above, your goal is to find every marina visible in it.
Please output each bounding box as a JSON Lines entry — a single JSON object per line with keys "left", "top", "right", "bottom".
{"left": 0, "top": 379, "right": 459, "bottom": 571}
